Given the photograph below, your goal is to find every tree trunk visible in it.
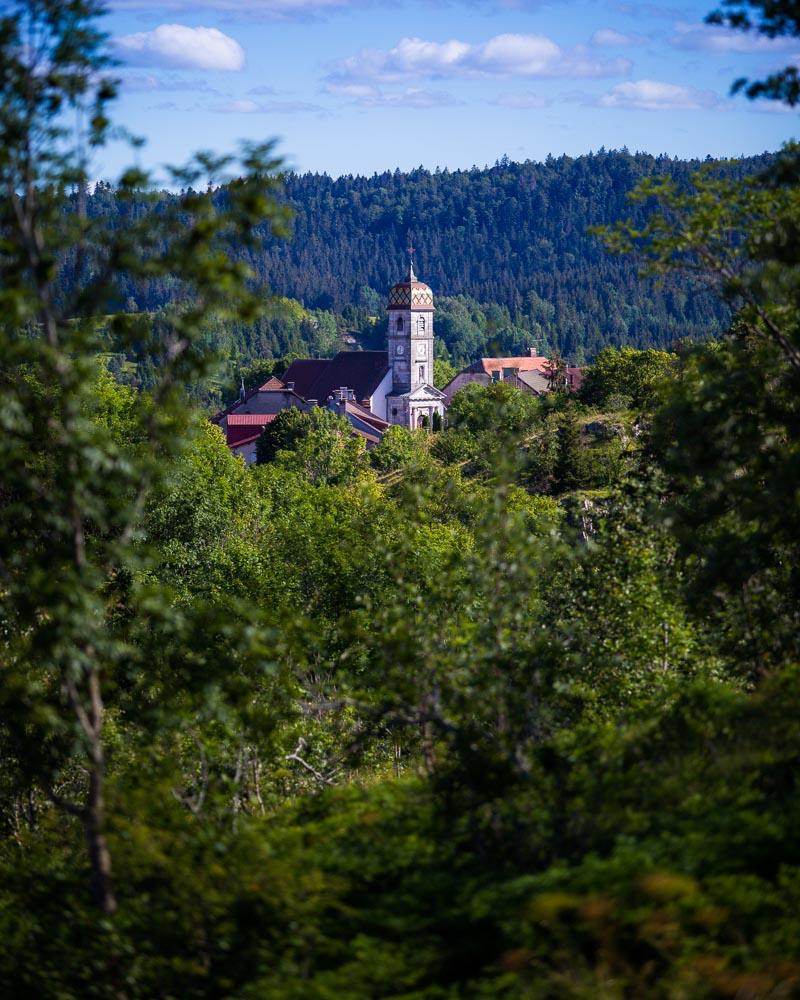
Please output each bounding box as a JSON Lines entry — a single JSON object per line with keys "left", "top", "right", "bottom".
{"left": 84, "top": 668, "right": 116, "bottom": 915}
{"left": 84, "top": 767, "right": 116, "bottom": 915}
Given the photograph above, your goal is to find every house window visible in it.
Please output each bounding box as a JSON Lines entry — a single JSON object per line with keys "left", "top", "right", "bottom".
{"left": 491, "top": 371, "right": 501, "bottom": 382}
{"left": 397, "top": 316, "right": 404, "bottom": 331}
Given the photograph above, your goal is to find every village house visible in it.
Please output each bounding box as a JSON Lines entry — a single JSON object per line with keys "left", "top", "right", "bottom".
{"left": 213, "top": 255, "right": 583, "bottom": 463}
{"left": 441, "top": 353, "right": 584, "bottom": 404}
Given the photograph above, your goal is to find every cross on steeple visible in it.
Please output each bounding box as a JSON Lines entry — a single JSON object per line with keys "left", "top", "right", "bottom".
{"left": 407, "top": 239, "right": 417, "bottom": 282}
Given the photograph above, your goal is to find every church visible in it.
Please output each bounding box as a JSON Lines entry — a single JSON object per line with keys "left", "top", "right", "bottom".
{"left": 283, "top": 253, "right": 446, "bottom": 430}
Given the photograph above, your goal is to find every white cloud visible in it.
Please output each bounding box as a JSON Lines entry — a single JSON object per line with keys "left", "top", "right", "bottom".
{"left": 746, "top": 100, "right": 798, "bottom": 114}
{"left": 210, "top": 97, "right": 328, "bottom": 113}
{"left": 325, "top": 82, "right": 378, "bottom": 99}
{"left": 214, "top": 99, "right": 261, "bottom": 113}
{"left": 476, "top": 34, "right": 562, "bottom": 75}
{"left": 326, "top": 82, "right": 461, "bottom": 107}
{"left": 327, "top": 33, "right": 631, "bottom": 85}
{"left": 148, "top": 95, "right": 329, "bottom": 115}
{"left": 671, "top": 21, "right": 796, "bottom": 54}
{"left": 119, "top": 72, "right": 223, "bottom": 94}
{"left": 598, "top": 78, "right": 720, "bottom": 110}
{"left": 492, "top": 92, "right": 550, "bottom": 108}
{"left": 114, "top": 24, "right": 245, "bottom": 71}
{"left": 591, "top": 28, "right": 647, "bottom": 47}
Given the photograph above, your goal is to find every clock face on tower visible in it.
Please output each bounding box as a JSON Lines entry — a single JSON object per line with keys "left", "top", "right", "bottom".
{"left": 416, "top": 342, "right": 427, "bottom": 359}
{"left": 395, "top": 344, "right": 405, "bottom": 356}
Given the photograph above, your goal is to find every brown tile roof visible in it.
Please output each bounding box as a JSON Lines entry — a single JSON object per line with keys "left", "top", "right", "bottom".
{"left": 352, "top": 426, "right": 381, "bottom": 446}
{"left": 344, "top": 399, "right": 390, "bottom": 431}
{"left": 307, "top": 351, "right": 390, "bottom": 405}
{"left": 227, "top": 413, "right": 278, "bottom": 424}
{"left": 281, "top": 359, "right": 330, "bottom": 399}
{"left": 258, "top": 376, "right": 286, "bottom": 391}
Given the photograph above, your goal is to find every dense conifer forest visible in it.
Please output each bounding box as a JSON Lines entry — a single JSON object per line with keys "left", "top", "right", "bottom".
{"left": 87, "top": 151, "right": 772, "bottom": 369}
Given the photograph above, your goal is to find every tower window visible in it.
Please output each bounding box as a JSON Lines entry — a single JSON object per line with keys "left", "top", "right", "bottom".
{"left": 397, "top": 316, "right": 404, "bottom": 331}
{"left": 417, "top": 316, "right": 426, "bottom": 333}
{"left": 419, "top": 365, "right": 425, "bottom": 383}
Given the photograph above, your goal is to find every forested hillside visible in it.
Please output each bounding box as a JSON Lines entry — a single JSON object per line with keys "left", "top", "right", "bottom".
{"left": 88, "top": 151, "right": 771, "bottom": 362}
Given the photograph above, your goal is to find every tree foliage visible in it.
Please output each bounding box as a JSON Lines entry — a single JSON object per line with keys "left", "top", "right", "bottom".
{"left": 1, "top": 2, "right": 799, "bottom": 995}
{"left": 707, "top": 0, "right": 800, "bottom": 103}
{"left": 580, "top": 346, "right": 676, "bottom": 408}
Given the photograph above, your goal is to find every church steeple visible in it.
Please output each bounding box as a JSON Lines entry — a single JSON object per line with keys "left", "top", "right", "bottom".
{"left": 387, "top": 250, "right": 435, "bottom": 397}
{"left": 385, "top": 251, "right": 445, "bottom": 429}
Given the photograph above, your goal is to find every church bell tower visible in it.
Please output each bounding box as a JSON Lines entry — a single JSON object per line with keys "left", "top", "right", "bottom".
{"left": 385, "top": 246, "right": 445, "bottom": 429}
{"left": 387, "top": 246, "right": 435, "bottom": 394}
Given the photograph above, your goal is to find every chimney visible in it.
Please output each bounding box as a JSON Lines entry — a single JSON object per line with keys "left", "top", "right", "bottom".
{"left": 287, "top": 381, "right": 295, "bottom": 391}
{"left": 529, "top": 347, "right": 538, "bottom": 357}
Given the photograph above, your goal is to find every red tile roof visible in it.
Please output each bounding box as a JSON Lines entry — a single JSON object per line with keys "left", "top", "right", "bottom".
{"left": 258, "top": 376, "right": 286, "bottom": 391}
{"left": 226, "top": 413, "right": 277, "bottom": 449}
{"left": 471, "top": 356, "right": 551, "bottom": 375}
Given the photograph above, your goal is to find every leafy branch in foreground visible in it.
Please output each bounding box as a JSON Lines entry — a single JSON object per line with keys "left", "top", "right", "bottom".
{"left": 707, "top": 0, "right": 800, "bottom": 104}
{"left": 0, "top": 0, "right": 289, "bottom": 914}
{"left": 593, "top": 151, "right": 800, "bottom": 371}
{"left": 595, "top": 147, "right": 800, "bottom": 674}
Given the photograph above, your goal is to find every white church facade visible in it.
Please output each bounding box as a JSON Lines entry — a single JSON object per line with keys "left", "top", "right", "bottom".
{"left": 278, "top": 254, "right": 446, "bottom": 432}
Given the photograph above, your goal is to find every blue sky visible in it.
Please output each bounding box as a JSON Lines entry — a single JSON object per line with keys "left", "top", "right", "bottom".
{"left": 99, "top": 0, "right": 798, "bottom": 180}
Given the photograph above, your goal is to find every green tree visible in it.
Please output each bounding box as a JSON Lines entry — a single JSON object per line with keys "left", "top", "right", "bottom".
{"left": 433, "top": 357, "right": 458, "bottom": 389}
{"left": 553, "top": 404, "right": 586, "bottom": 492}
{"left": 543, "top": 349, "right": 568, "bottom": 393}
{"left": 447, "top": 380, "right": 541, "bottom": 435}
{"left": 255, "top": 404, "right": 310, "bottom": 464}
{"left": 369, "top": 425, "right": 430, "bottom": 473}
{"left": 274, "top": 407, "right": 369, "bottom": 486}
{"left": 0, "top": 0, "right": 288, "bottom": 915}
{"left": 599, "top": 149, "right": 800, "bottom": 670}
{"left": 581, "top": 346, "right": 676, "bottom": 408}
{"left": 707, "top": 0, "right": 800, "bottom": 104}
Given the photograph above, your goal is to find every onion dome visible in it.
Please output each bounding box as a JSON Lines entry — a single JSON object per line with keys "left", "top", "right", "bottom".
{"left": 388, "top": 252, "right": 434, "bottom": 311}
